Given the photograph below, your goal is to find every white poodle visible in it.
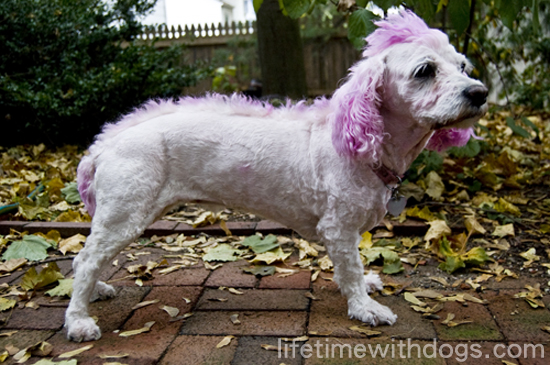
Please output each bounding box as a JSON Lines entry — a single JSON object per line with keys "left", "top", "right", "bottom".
{"left": 66, "top": 10, "right": 488, "bottom": 341}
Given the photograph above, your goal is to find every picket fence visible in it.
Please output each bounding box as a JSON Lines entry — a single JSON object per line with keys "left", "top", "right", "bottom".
{"left": 137, "top": 20, "right": 360, "bottom": 96}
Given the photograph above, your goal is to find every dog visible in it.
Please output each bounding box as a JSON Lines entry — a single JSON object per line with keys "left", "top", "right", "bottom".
{"left": 65, "top": 10, "right": 488, "bottom": 342}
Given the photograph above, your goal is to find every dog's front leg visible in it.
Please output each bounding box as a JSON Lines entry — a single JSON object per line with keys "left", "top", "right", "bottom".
{"left": 317, "top": 218, "right": 397, "bottom": 326}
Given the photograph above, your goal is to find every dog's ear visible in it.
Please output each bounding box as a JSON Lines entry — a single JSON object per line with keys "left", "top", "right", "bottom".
{"left": 330, "top": 57, "right": 385, "bottom": 161}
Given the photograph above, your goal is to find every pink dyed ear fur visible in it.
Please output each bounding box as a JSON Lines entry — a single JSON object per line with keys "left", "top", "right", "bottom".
{"left": 330, "top": 57, "right": 385, "bottom": 160}
{"left": 425, "top": 127, "right": 476, "bottom": 152}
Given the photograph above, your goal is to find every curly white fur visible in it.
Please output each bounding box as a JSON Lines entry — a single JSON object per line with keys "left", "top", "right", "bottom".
{"left": 65, "top": 10, "right": 487, "bottom": 342}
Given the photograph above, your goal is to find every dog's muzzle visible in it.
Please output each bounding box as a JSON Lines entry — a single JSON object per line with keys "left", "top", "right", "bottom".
{"left": 463, "top": 85, "right": 488, "bottom": 108}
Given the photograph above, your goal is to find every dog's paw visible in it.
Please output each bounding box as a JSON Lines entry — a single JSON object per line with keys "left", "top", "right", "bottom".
{"left": 348, "top": 297, "right": 397, "bottom": 326}
{"left": 364, "top": 270, "right": 383, "bottom": 294}
{"left": 90, "top": 281, "right": 117, "bottom": 302}
{"left": 66, "top": 316, "right": 101, "bottom": 342}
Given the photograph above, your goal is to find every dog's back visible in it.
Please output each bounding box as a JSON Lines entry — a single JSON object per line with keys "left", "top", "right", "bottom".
{"left": 79, "top": 95, "right": 345, "bottom": 237}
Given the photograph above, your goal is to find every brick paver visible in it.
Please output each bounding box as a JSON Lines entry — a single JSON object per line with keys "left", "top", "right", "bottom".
{"left": 196, "top": 288, "right": 310, "bottom": 311}
{"left": 122, "top": 286, "right": 201, "bottom": 334}
{"left": 90, "top": 286, "right": 151, "bottom": 333}
{"left": 204, "top": 260, "right": 258, "bottom": 288}
{"left": 0, "top": 221, "right": 28, "bottom": 235}
{"left": 308, "top": 278, "right": 375, "bottom": 338}
{"left": 180, "top": 311, "right": 308, "bottom": 336}
{"left": 108, "top": 247, "right": 209, "bottom": 286}
{"left": 0, "top": 221, "right": 548, "bottom": 364}
{"left": 259, "top": 269, "right": 312, "bottom": 289}
{"left": 48, "top": 330, "right": 178, "bottom": 365}
{"left": 143, "top": 220, "right": 179, "bottom": 236}
{"left": 433, "top": 294, "right": 503, "bottom": 341}
{"left": 232, "top": 336, "right": 303, "bottom": 365}
{"left": 482, "top": 290, "right": 550, "bottom": 343}
{"left": 308, "top": 278, "right": 437, "bottom": 340}
{"left": 159, "top": 335, "right": 238, "bottom": 365}
{"left": 0, "top": 329, "right": 56, "bottom": 353}
{"left": 255, "top": 220, "right": 293, "bottom": 234}
{"left": 3, "top": 305, "right": 66, "bottom": 331}
{"left": 23, "top": 222, "right": 92, "bottom": 236}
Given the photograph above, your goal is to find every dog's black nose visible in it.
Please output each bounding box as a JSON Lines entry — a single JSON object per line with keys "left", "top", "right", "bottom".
{"left": 463, "top": 85, "right": 488, "bottom": 107}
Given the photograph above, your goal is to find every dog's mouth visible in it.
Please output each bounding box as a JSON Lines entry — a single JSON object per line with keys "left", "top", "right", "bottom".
{"left": 433, "top": 105, "right": 488, "bottom": 130}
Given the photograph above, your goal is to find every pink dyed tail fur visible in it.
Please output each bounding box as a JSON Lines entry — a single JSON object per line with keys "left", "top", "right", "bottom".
{"left": 77, "top": 155, "right": 96, "bottom": 217}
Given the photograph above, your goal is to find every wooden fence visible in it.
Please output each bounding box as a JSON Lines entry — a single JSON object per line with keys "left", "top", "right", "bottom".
{"left": 137, "top": 21, "right": 361, "bottom": 97}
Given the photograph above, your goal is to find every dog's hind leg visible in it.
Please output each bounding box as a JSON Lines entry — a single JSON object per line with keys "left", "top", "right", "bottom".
{"left": 72, "top": 248, "right": 117, "bottom": 304}
{"left": 317, "top": 217, "right": 397, "bottom": 326}
{"left": 65, "top": 222, "right": 142, "bottom": 342}
{"left": 66, "top": 156, "right": 168, "bottom": 341}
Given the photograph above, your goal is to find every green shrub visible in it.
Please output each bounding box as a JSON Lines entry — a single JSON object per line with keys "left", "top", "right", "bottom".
{"left": 475, "top": 2, "right": 550, "bottom": 112}
{"left": 0, "top": 0, "right": 205, "bottom": 145}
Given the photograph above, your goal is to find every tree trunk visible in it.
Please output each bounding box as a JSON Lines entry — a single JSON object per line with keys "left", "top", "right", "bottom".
{"left": 462, "top": 0, "right": 477, "bottom": 55}
{"left": 256, "top": 0, "right": 308, "bottom": 99}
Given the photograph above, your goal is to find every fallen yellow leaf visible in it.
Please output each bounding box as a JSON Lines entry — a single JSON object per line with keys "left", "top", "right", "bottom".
{"left": 412, "top": 290, "right": 443, "bottom": 299}
{"left": 0, "top": 331, "right": 18, "bottom": 337}
{"left": 58, "top": 234, "right": 86, "bottom": 255}
{"left": 441, "top": 313, "right": 455, "bottom": 325}
{"left": 0, "top": 258, "right": 27, "bottom": 273}
{"left": 98, "top": 353, "right": 130, "bottom": 359}
{"left": 230, "top": 314, "right": 240, "bottom": 325}
{"left": 58, "top": 344, "right": 94, "bottom": 358}
{"left": 358, "top": 231, "right": 373, "bottom": 249}
{"left": 216, "top": 335, "right": 235, "bottom": 349}
{"left": 348, "top": 326, "right": 381, "bottom": 337}
{"left": 118, "top": 321, "right": 155, "bottom": 337}
{"left": 464, "top": 216, "right": 486, "bottom": 235}
{"left": 131, "top": 299, "right": 160, "bottom": 310}
{"left": 404, "top": 292, "right": 427, "bottom": 307}
{"left": 492, "top": 224, "right": 515, "bottom": 238}
{"left": 318, "top": 255, "right": 333, "bottom": 271}
{"left": 220, "top": 220, "right": 232, "bottom": 236}
{"left": 161, "top": 305, "right": 180, "bottom": 318}
{"left": 280, "top": 335, "right": 309, "bottom": 342}
{"left": 424, "top": 220, "right": 451, "bottom": 242}
{"left": 304, "top": 292, "right": 319, "bottom": 301}
{"left": 519, "top": 248, "right": 540, "bottom": 266}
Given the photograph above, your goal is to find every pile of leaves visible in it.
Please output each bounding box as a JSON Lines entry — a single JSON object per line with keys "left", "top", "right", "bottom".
{"left": 0, "top": 145, "right": 87, "bottom": 222}
{"left": 395, "top": 111, "right": 550, "bottom": 273}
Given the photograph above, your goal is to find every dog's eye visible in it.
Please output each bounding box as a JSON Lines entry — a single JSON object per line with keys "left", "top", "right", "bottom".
{"left": 460, "top": 62, "right": 467, "bottom": 73}
{"left": 414, "top": 64, "right": 435, "bottom": 79}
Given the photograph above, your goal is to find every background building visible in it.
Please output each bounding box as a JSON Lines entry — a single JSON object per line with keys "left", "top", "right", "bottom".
{"left": 143, "top": 0, "right": 256, "bottom": 27}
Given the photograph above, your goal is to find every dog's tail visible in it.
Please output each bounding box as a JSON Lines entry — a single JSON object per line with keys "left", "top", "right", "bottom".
{"left": 77, "top": 153, "right": 96, "bottom": 218}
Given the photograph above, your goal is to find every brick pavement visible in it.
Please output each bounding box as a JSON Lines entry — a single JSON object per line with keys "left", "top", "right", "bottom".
{"left": 0, "top": 221, "right": 548, "bottom": 364}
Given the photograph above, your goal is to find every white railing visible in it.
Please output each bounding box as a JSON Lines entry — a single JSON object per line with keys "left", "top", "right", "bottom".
{"left": 137, "top": 21, "right": 257, "bottom": 41}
